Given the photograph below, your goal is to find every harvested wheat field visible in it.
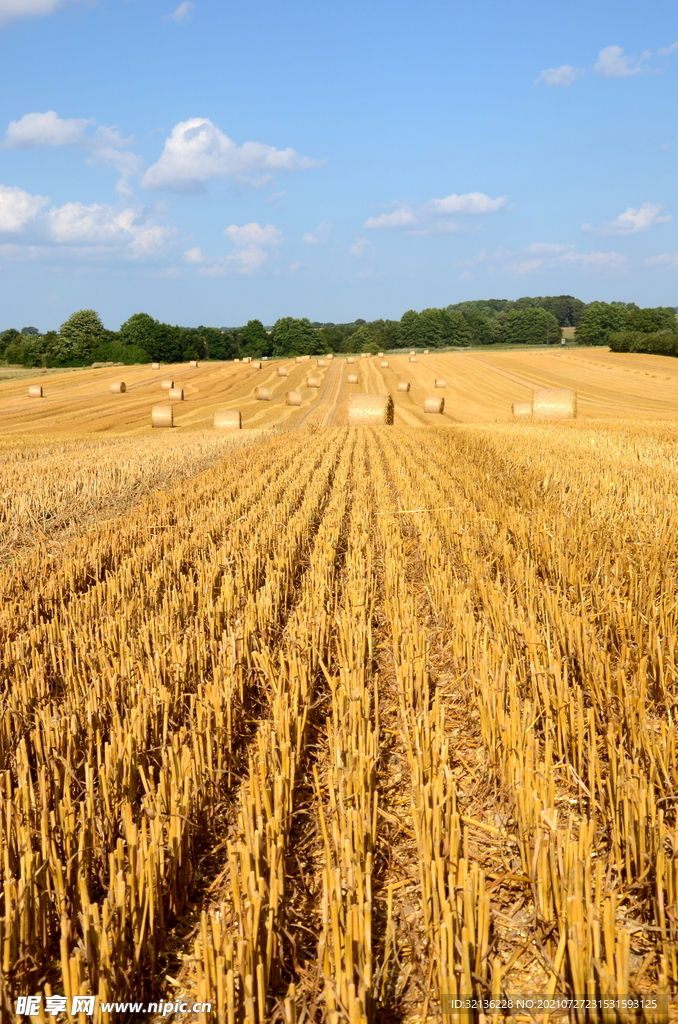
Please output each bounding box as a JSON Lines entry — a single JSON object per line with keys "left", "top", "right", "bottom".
{"left": 1, "top": 350, "right": 678, "bottom": 1023}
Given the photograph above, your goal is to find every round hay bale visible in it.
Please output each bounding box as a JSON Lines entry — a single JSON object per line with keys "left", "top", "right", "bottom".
{"left": 317, "top": 358, "right": 327, "bottom": 367}
{"left": 409, "top": 355, "right": 417, "bottom": 363}
{"left": 347, "top": 373, "right": 359, "bottom": 384}
{"left": 168, "top": 387, "right": 184, "bottom": 401}
{"left": 252, "top": 360, "right": 262, "bottom": 369}
{"left": 234, "top": 358, "right": 240, "bottom": 363}
{"left": 242, "top": 357, "right": 251, "bottom": 364}
{"left": 307, "top": 375, "right": 320, "bottom": 387}
{"left": 152, "top": 404, "right": 173, "bottom": 427}
{"left": 397, "top": 381, "right": 411, "bottom": 392}
{"left": 512, "top": 401, "right": 533, "bottom": 419}
{"left": 347, "top": 357, "right": 355, "bottom": 364}
{"left": 295, "top": 356, "right": 303, "bottom": 363}
{"left": 214, "top": 409, "right": 241, "bottom": 429}
{"left": 424, "top": 396, "right": 444, "bottom": 414}
{"left": 160, "top": 379, "right": 174, "bottom": 390}
{"left": 380, "top": 360, "right": 389, "bottom": 368}
{"left": 326, "top": 353, "right": 334, "bottom": 359}
{"left": 255, "top": 386, "right": 271, "bottom": 401}
{"left": 377, "top": 352, "right": 384, "bottom": 357}
{"left": 110, "top": 382, "right": 127, "bottom": 394}
{"left": 348, "top": 393, "right": 394, "bottom": 425}
{"left": 423, "top": 349, "right": 430, "bottom": 355}
{"left": 27, "top": 384, "right": 43, "bottom": 398}
{"left": 189, "top": 360, "right": 199, "bottom": 367}
{"left": 409, "top": 350, "right": 416, "bottom": 355}
{"left": 361, "top": 352, "right": 369, "bottom": 358}
{"left": 532, "top": 388, "right": 577, "bottom": 420}
{"left": 435, "top": 378, "right": 446, "bottom": 388}
{"left": 277, "top": 366, "right": 289, "bottom": 377}
{"left": 302, "top": 354, "right": 310, "bottom": 361}
{"left": 286, "top": 390, "right": 302, "bottom": 406}
{"left": 152, "top": 362, "right": 160, "bottom": 369}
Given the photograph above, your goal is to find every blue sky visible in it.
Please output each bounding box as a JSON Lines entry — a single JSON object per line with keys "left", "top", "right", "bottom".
{"left": 0, "top": 0, "right": 676, "bottom": 329}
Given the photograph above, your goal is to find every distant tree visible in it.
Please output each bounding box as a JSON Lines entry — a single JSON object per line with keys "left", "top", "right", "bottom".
{"left": 57, "top": 309, "right": 105, "bottom": 365}
{"left": 609, "top": 331, "right": 678, "bottom": 356}
{"left": 271, "top": 317, "right": 318, "bottom": 356}
{"left": 458, "top": 308, "right": 496, "bottom": 344}
{"left": 502, "top": 307, "right": 561, "bottom": 345}
{"left": 397, "top": 310, "right": 421, "bottom": 348}
{"left": 0, "top": 328, "right": 20, "bottom": 355}
{"left": 626, "top": 306, "right": 678, "bottom": 334}
{"left": 575, "top": 303, "right": 629, "bottom": 346}
{"left": 237, "top": 319, "right": 271, "bottom": 357}
{"left": 207, "top": 329, "right": 237, "bottom": 360}
{"left": 20, "top": 326, "right": 40, "bottom": 336}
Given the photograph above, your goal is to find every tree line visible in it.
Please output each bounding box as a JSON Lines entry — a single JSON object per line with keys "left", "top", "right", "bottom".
{"left": 1, "top": 296, "right": 676, "bottom": 367}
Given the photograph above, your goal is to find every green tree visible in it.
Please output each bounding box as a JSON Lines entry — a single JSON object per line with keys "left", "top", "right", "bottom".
{"left": 271, "top": 317, "right": 318, "bottom": 356}
{"left": 502, "top": 307, "right": 561, "bottom": 345}
{"left": 237, "top": 319, "right": 271, "bottom": 357}
{"left": 626, "top": 306, "right": 678, "bottom": 334}
{"left": 58, "top": 309, "right": 105, "bottom": 365}
{"left": 575, "top": 303, "right": 629, "bottom": 346}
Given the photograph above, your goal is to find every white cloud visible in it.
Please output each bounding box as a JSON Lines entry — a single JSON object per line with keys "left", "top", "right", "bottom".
{"left": 142, "top": 118, "right": 323, "bottom": 191}
{"left": 658, "top": 41, "right": 678, "bottom": 56}
{"left": 186, "top": 222, "right": 283, "bottom": 276}
{"left": 537, "top": 65, "right": 584, "bottom": 86}
{"left": 459, "top": 243, "right": 629, "bottom": 276}
{"left": 0, "top": 0, "right": 83, "bottom": 23}
{"left": 646, "top": 253, "right": 678, "bottom": 269}
{"left": 0, "top": 183, "right": 49, "bottom": 231}
{"left": 165, "top": 1, "right": 194, "bottom": 22}
{"left": 583, "top": 202, "right": 672, "bottom": 235}
{"left": 364, "top": 191, "right": 506, "bottom": 235}
{"left": 594, "top": 45, "right": 651, "bottom": 78}
{"left": 349, "top": 237, "right": 372, "bottom": 258}
{"left": 302, "top": 221, "right": 332, "bottom": 244}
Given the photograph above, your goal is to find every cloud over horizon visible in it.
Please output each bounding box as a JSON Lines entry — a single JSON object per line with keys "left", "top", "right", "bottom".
{"left": 583, "top": 202, "right": 672, "bottom": 235}
{"left": 364, "top": 192, "right": 507, "bottom": 234}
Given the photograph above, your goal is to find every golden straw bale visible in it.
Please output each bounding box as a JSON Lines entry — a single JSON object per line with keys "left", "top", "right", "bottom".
{"left": 286, "top": 390, "right": 302, "bottom": 406}
{"left": 302, "top": 354, "right": 310, "bottom": 361}
{"left": 255, "top": 386, "right": 271, "bottom": 401}
{"left": 347, "top": 357, "right": 355, "bottom": 364}
{"left": 110, "top": 382, "right": 127, "bottom": 394}
{"left": 295, "top": 356, "right": 303, "bottom": 364}
{"left": 307, "top": 376, "right": 320, "bottom": 387}
{"left": 423, "top": 396, "right": 445, "bottom": 413}
{"left": 361, "top": 353, "right": 369, "bottom": 358}
{"left": 151, "top": 404, "right": 173, "bottom": 427}
{"left": 435, "top": 378, "right": 446, "bottom": 388}
{"left": 242, "top": 357, "right": 251, "bottom": 364}
{"left": 348, "top": 393, "right": 394, "bottom": 425}
{"left": 160, "top": 379, "right": 174, "bottom": 390}
{"left": 326, "top": 353, "right": 334, "bottom": 359}
{"left": 377, "top": 352, "right": 384, "bottom": 357}
{"left": 252, "top": 361, "right": 262, "bottom": 369}
{"left": 234, "top": 358, "right": 240, "bottom": 362}
{"left": 423, "top": 349, "right": 430, "bottom": 354}
{"left": 409, "top": 355, "right": 417, "bottom": 363}
{"left": 380, "top": 360, "right": 389, "bottom": 368}
{"left": 409, "top": 349, "right": 416, "bottom": 355}
{"left": 189, "top": 360, "right": 199, "bottom": 367}
{"left": 317, "top": 359, "right": 327, "bottom": 367}
{"left": 277, "top": 366, "right": 289, "bottom": 377}
{"left": 152, "top": 362, "right": 160, "bottom": 369}
{"left": 168, "top": 388, "right": 184, "bottom": 401}
{"left": 512, "top": 401, "right": 533, "bottom": 419}
{"left": 397, "top": 381, "right": 411, "bottom": 392}
{"left": 347, "top": 373, "right": 359, "bottom": 384}
{"left": 213, "top": 409, "right": 241, "bottom": 429}
{"left": 532, "top": 387, "right": 577, "bottom": 420}
{"left": 27, "top": 385, "right": 43, "bottom": 398}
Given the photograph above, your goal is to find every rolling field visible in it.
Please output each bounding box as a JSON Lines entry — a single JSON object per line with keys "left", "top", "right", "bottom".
{"left": 1, "top": 350, "right": 678, "bottom": 1022}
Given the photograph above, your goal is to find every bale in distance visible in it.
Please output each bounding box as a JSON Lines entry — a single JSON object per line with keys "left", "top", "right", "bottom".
{"left": 110, "top": 382, "right": 127, "bottom": 394}
{"left": 512, "top": 401, "right": 533, "bottom": 419}
{"left": 326, "top": 353, "right": 334, "bottom": 360}
{"left": 277, "top": 366, "right": 289, "bottom": 377}
{"left": 409, "top": 350, "right": 416, "bottom": 355}
{"left": 347, "top": 373, "right": 359, "bottom": 384}
{"left": 152, "top": 404, "right": 173, "bottom": 428}
{"left": 423, "top": 349, "right": 430, "bottom": 355}
{"left": 152, "top": 362, "right": 160, "bottom": 369}
{"left": 317, "top": 359, "right": 327, "bottom": 367}
{"left": 242, "top": 357, "right": 251, "bottom": 364}
{"left": 307, "top": 376, "right": 320, "bottom": 388}
{"left": 301, "top": 354, "right": 311, "bottom": 361}
{"left": 295, "top": 356, "right": 303, "bottom": 364}
{"left": 361, "top": 353, "right": 369, "bottom": 359}
{"left": 234, "top": 358, "right": 240, "bottom": 363}
{"left": 532, "top": 387, "right": 577, "bottom": 420}
{"left": 252, "top": 360, "right": 262, "bottom": 369}
{"left": 347, "top": 357, "right": 356, "bottom": 364}
{"left": 28, "top": 384, "right": 43, "bottom": 398}
{"left": 424, "top": 396, "right": 445, "bottom": 414}
{"left": 189, "top": 360, "right": 199, "bottom": 367}
{"left": 348, "top": 393, "right": 394, "bottom": 425}
{"left": 168, "top": 387, "right": 184, "bottom": 401}
{"left": 377, "top": 352, "right": 384, "bottom": 357}
{"left": 214, "top": 409, "right": 241, "bottom": 429}
{"left": 380, "top": 360, "right": 389, "bottom": 368}
{"left": 435, "top": 378, "right": 446, "bottom": 388}
{"left": 161, "top": 379, "right": 174, "bottom": 391}
{"left": 255, "top": 386, "right": 271, "bottom": 401}
{"left": 286, "top": 390, "right": 302, "bottom": 406}
{"left": 409, "top": 355, "right": 418, "bottom": 363}
{"left": 397, "top": 381, "right": 411, "bottom": 392}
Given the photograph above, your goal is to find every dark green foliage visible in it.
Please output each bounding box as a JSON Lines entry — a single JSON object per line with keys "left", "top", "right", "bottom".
{"left": 58, "top": 309, "right": 105, "bottom": 365}
{"left": 271, "top": 317, "right": 319, "bottom": 356}
{"left": 502, "top": 307, "right": 561, "bottom": 345}
{"left": 608, "top": 331, "right": 678, "bottom": 356}
{"left": 575, "top": 303, "right": 630, "bottom": 346}
{"left": 626, "top": 306, "right": 678, "bottom": 334}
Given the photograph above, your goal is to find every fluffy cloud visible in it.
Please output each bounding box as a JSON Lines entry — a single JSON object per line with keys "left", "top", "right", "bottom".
{"left": 2, "top": 112, "right": 143, "bottom": 195}
{"left": 142, "top": 118, "right": 324, "bottom": 191}
{"left": 537, "top": 65, "right": 584, "bottom": 86}
{"left": 0, "top": 183, "right": 49, "bottom": 231}
{"left": 185, "top": 222, "right": 283, "bottom": 276}
{"left": 302, "top": 221, "right": 332, "bottom": 244}
{"left": 594, "top": 45, "right": 651, "bottom": 77}
{"left": 165, "top": 1, "right": 194, "bottom": 23}
{"left": 364, "top": 192, "right": 507, "bottom": 234}
{"left": 646, "top": 253, "right": 678, "bottom": 269}
{"left": 459, "top": 243, "right": 628, "bottom": 277}
{"left": 583, "top": 203, "right": 672, "bottom": 235}
{"left": 0, "top": 0, "right": 83, "bottom": 23}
